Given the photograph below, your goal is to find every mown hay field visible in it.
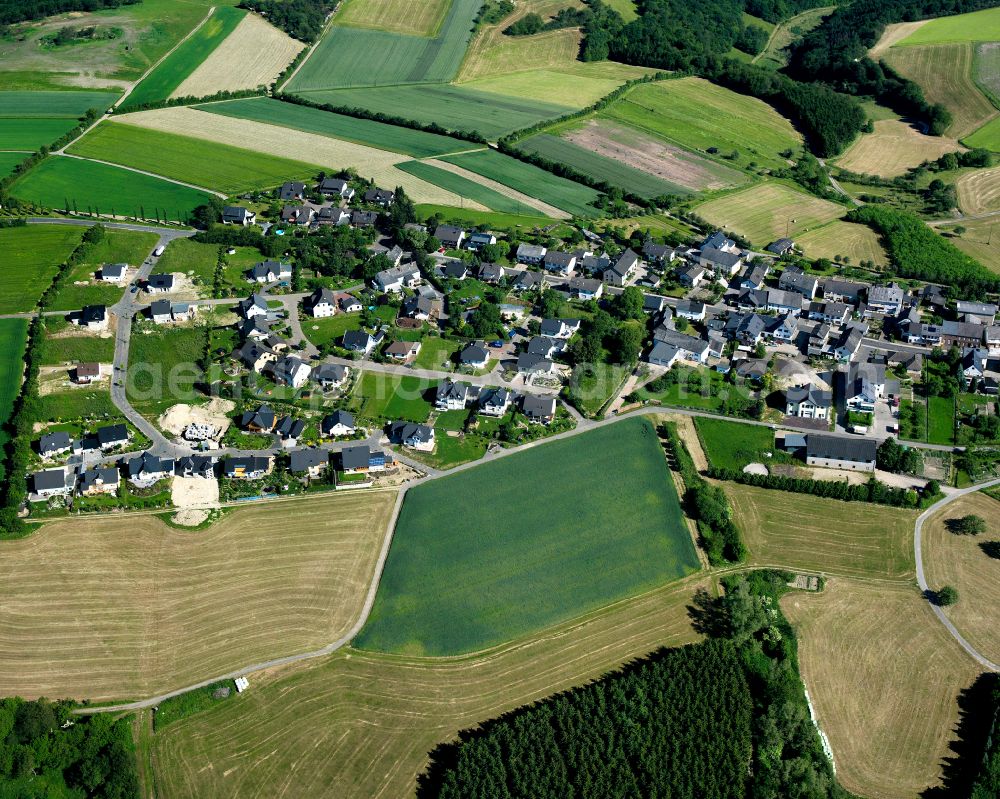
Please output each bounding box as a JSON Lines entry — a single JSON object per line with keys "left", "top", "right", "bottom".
{"left": 125, "top": 6, "right": 245, "bottom": 108}
{"left": 355, "top": 418, "right": 699, "bottom": 656}
{"left": 604, "top": 77, "right": 803, "bottom": 172}
{"left": 955, "top": 165, "right": 1000, "bottom": 214}
{"left": 896, "top": 5, "right": 1000, "bottom": 45}
{"left": 883, "top": 43, "right": 998, "bottom": 139}
{"left": 334, "top": 0, "right": 451, "bottom": 37}
{"left": 0, "top": 491, "right": 396, "bottom": 700}
{"left": 755, "top": 5, "right": 832, "bottom": 68}
{"left": 946, "top": 220, "right": 1000, "bottom": 272}
{"left": 441, "top": 148, "right": 602, "bottom": 217}
{"left": 921, "top": 491, "right": 1000, "bottom": 665}
{"left": 783, "top": 579, "right": 980, "bottom": 799}
{"left": 288, "top": 0, "right": 480, "bottom": 90}
{"left": 105, "top": 107, "right": 472, "bottom": 205}
{"left": 974, "top": 41, "right": 1000, "bottom": 106}
{"left": 694, "top": 183, "right": 845, "bottom": 246}
{"left": 67, "top": 120, "right": 316, "bottom": 193}
{"left": 12, "top": 156, "right": 215, "bottom": 220}
{"left": 151, "top": 575, "right": 707, "bottom": 799}
{"left": 171, "top": 12, "right": 303, "bottom": 98}
{"left": 199, "top": 97, "right": 468, "bottom": 157}
{"left": 796, "top": 220, "right": 889, "bottom": 266}
{"left": 0, "top": 225, "right": 84, "bottom": 313}
{"left": 835, "top": 119, "right": 966, "bottom": 177}
{"left": 724, "top": 483, "right": 917, "bottom": 580}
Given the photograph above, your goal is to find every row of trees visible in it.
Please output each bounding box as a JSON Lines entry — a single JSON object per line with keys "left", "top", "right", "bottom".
{"left": 970, "top": 679, "right": 999, "bottom": 798}
{"left": 0, "top": 0, "right": 135, "bottom": 27}
{"left": 237, "top": 0, "right": 335, "bottom": 41}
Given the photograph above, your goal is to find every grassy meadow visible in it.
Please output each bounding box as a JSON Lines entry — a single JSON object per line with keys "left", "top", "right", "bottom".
{"left": 0, "top": 118, "right": 80, "bottom": 150}
{"left": 397, "top": 160, "right": 545, "bottom": 214}
{"left": 126, "top": 326, "right": 207, "bottom": 416}
{"left": 0, "top": 319, "right": 30, "bottom": 479}
{"left": 897, "top": 6, "right": 1000, "bottom": 45}
{"left": 355, "top": 418, "right": 699, "bottom": 655}
{"left": 796, "top": 220, "right": 889, "bottom": 266}
{"left": 48, "top": 229, "right": 159, "bottom": 311}
{"left": 694, "top": 417, "right": 778, "bottom": 471}
{"left": 0, "top": 91, "right": 119, "bottom": 117}
{"left": 963, "top": 114, "right": 1000, "bottom": 151}
{"left": 348, "top": 372, "right": 434, "bottom": 422}
{"left": 460, "top": 61, "right": 655, "bottom": 106}
{"left": 0, "top": 225, "right": 84, "bottom": 313}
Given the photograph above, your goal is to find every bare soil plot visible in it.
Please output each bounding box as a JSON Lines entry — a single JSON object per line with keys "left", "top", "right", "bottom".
{"left": 0, "top": 491, "right": 396, "bottom": 700}
{"left": 151, "top": 576, "right": 709, "bottom": 799}
{"left": 170, "top": 476, "right": 220, "bottom": 509}
{"left": 869, "top": 21, "right": 929, "bottom": 58}
{"left": 157, "top": 398, "right": 235, "bottom": 438}
{"left": 724, "top": 482, "right": 917, "bottom": 579}
{"left": 783, "top": 578, "right": 980, "bottom": 799}
{"left": 561, "top": 118, "right": 747, "bottom": 191}
{"left": 835, "top": 119, "right": 965, "bottom": 178}
{"left": 113, "top": 107, "right": 479, "bottom": 207}
{"left": 921, "top": 491, "right": 1000, "bottom": 665}
{"left": 170, "top": 13, "right": 304, "bottom": 98}
{"left": 956, "top": 165, "right": 1000, "bottom": 214}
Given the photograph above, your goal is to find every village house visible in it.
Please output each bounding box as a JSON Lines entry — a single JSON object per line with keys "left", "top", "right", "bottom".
{"left": 439, "top": 261, "right": 468, "bottom": 281}
{"left": 539, "top": 318, "right": 580, "bottom": 339}
{"left": 384, "top": 340, "right": 421, "bottom": 362}
{"left": 279, "top": 181, "right": 306, "bottom": 202}
{"left": 642, "top": 241, "right": 677, "bottom": 265}
{"left": 342, "top": 329, "right": 385, "bottom": 356}
{"left": 678, "top": 264, "right": 707, "bottom": 288}
{"left": 340, "top": 444, "right": 389, "bottom": 474}
{"left": 237, "top": 340, "right": 279, "bottom": 373}
{"left": 31, "top": 467, "right": 74, "bottom": 499}
{"left": 516, "top": 351, "right": 555, "bottom": 374}
{"left": 339, "top": 294, "right": 363, "bottom": 313}
{"left": 289, "top": 448, "right": 329, "bottom": 479}
{"left": 808, "top": 301, "right": 851, "bottom": 325}
{"left": 739, "top": 262, "right": 769, "bottom": 290}
{"left": 843, "top": 362, "right": 886, "bottom": 413}
{"left": 479, "top": 386, "right": 512, "bottom": 416}
{"left": 100, "top": 262, "right": 126, "bottom": 282}
{"left": 785, "top": 384, "right": 832, "bottom": 419}
{"left": 390, "top": 421, "right": 435, "bottom": 451}
{"left": 222, "top": 206, "right": 256, "bottom": 226}
{"left": 808, "top": 323, "right": 831, "bottom": 357}
{"left": 146, "top": 273, "right": 174, "bottom": 294}
{"left": 271, "top": 356, "right": 312, "bottom": 389}
{"left": 766, "top": 288, "right": 804, "bottom": 317}
{"left": 73, "top": 362, "right": 101, "bottom": 384}
{"left": 373, "top": 263, "right": 421, "bottom": 293}
{"left": 313, "top": 361, "right": 349, "bottom": 390}
{"left": 319, "top": 177, "right": 355, "bottom": 200}
{"left": 77, "top": 304, "right": 108, "bottom": 331}
{"left": 351, "top": 209, "right": 380, "bottom": 227}
{"left": 38, "top": 431, "right": 74, "bottom": 459}
{"left": 78, "top": 467, "right": 119, "bottom": 497}
{"left": 478, "top": 262, "right": 505, "bottom": 283}
{"left": 274, "top": 415, "right": 305, "bottom": 445}
{"left": 459, "top": 341, "right": 489, "bottom": 369}
{"left": 149, "top": 299, "right": 172, "bottom": 324}
{"left": 250, "top": 260, "right": 291, "bottom": 284}
{"left": 603, "top": 249, "right": 640, "bottom": 287}
{"left": 436, "top": 379, "right": 471, "bottom": 410}
{"left": 833, "top": 323, "right": 867, "bottom": 361}
{"left": 675, "top": 300, "right": 706, "bottom": 321}
{"left": 515, "top": 243, "right": 546, "bottom": 265}
{"left": 822, "top": 278, "right": 868, "bottom": 304}
{"left": 127, "top": 452, "right": 174, "bottom": 487}
{"left": 466, "top": 232, "right": 496, "bottom": 251}
{"left": 522, "top": 394, "right": 557, "bottom": 424}
{"left": 321, "top": 410, "right": 355, "bottom": 437}
{"left": 96, "top": 424, "right": 129, "bottom": 451}
{"left": 698, "top": 247, "right": 743, "bottom": 278}
{"left": 307, "top": 287, "right": 337, "bottom": 318}
{"left": 241, "top": 405, "right": 276, "bottom": 432}
{"left": 224, "top": 455, "right": 272, "bottom": 480}
{"left": 434, "top": 225, "right": 466, "bottom": 249}
{"left": 651, "top": 326, "right": 710, "bottom": 363}
{"left": 767, "top": 313, "right": 798, "bottom": 343}
{"left": 865, "top": 283, "right": 905, "bottom": 317}
{"left": 317, "top": 207, "right": 351, "bottom": 226}
{"left": 364, "top": 187, "right": 394, "bottom": 206}
{"left": 805, "top": 434, "right": 876, "bottom": 472}
{"left": 544, "top": 250, "right": 577, "bottom": 275}
{"left": 778, "top": 266, "right": 818, "bottom": 299}
{"left": 238, "top": 293, "right": 269, "bottom": 319}
{"left": 567, "top": 277, "right": 603, "bottom": 300}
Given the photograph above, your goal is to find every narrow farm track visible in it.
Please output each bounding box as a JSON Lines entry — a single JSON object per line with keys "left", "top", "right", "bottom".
{"left": 56, "top": 152, "right": 226, "bottom": 198}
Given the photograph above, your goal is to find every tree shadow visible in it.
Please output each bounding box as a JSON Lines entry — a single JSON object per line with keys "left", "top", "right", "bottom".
{"left": 980, "top": 540, "right": 1000, "bottom": 559}
{"left": 921, "top": 672, "right": 999, "bottom": 798}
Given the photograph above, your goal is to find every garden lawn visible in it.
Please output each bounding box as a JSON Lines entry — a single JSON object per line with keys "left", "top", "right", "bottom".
{"left": 412, "top": 336, "right": 459, "bottom": 370}
{"left": 0, "top": 118, "right": 80, "bottom": 150}
{"left": 127, "top": 327, "right": 206, "bottom": 416}
{"left": 301, "top": 314, "right": 364, "bottom": 348}
{"left": 397, "top": 160, "right": 544, "bottom": 215}
{"left": 156, "top": 238, "right": 224, "bottom": 288}
{"left": 123, "top": 6, "right": 246, "bottom": 108}
{"left": 348, "top": 372, "right": 434, "bottom": 422}
{"left": 35, "top": 388, "right": 118, "bottom": 424}
{"left": 926, "top": 394, "right": 956, "bottom": 445}
{"left": 636, "top": 369, "right": 753, "bottom": 415}
{"left": 0, "top": 319, "right": 29, "bottom": 478}
{"left": 694, "top": 417, "right": 777, "bottom": 471}
{"left": 12, "top": 157, "right": 214, "bottom": 221}
{"left": 67, "top": 122, "right": 317, "bottom": 193}
{"left": 355, "top": 417, "right": 699, "bottom": 655}
{"left": 0, "top": 225, "right": 84, "bottom": 313}
{"left": 200, "top": 97, "right": 466, "bottom": 157}
{"left": 440, "top": 149, "right": 602, "bottom": 217}
{"left": 49, "top": 229, "right": 159, "bottom": 311}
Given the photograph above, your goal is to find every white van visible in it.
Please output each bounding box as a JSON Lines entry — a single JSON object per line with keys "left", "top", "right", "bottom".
{"left": 153, "top": 244, "right": 165, "bottom": 257}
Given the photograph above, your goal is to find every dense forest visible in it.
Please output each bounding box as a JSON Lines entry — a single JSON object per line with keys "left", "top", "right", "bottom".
{"left": 0, "top": 0, "right": 137, "bottom": 27}
{"left": 971, "top": 679, "right": 999, "bottom": 798}
{"left": 846, "top": 206, "right": 1000, "bottom": 297}
{"left": 237, "top": 0, "right": 335, "bottom": 41}
{"left": 0, "top": 697, "right": 138, "bottom": 798}
{"left": 420, "top": 571, "right": 847, "bottom": 799}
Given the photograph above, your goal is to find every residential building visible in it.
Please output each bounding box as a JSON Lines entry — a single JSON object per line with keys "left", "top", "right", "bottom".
{"left": 522, "top": 394, "right": 556, "bottom": 424}
{"left": 274, "top": 416, "right": 306, "bottom": 444}
{"left": 149, "top": 299, "right": 172, "bottom": 324}
{"left": 767, "top": 313, "right": 798, "bottom": 343}
{"left": 643, "top": 295, "right": 669, "bottom": 315}
{"left": 279, "top": 181, "right": 305, "bottom": 201}
{"left": 808, "top": 323, "right": 831, "bottom": 357}
{"left": 739, "top": 262, "right": 769, "bottom": 290}
{"left": 805, "top": 434, "right": 876, "bottom": 472}
{"left": 725, "top": 313, "right": 768, "bottom": 348}
{"left": 78, "top": 305, "right": 108, "bottom": 331}
{"left": 222, "top": 206, "right": 256, "bottom": 226}
{"left": 146, "top": 273, "right": 174, "bottom": 294}
{"left": 675, "top": 300, "right": 706, "bottom": 321}
{"left": 38, "top": 431, "right": 74, "bottom": 458}
{"left": 843, "top": 362, "right": 886, "bottom": 412}
{"left": 340, "top": 444, "right": 389, "bottom": 473}
{"left": 866, "top": 283, "right": 905, "bottom": 316}
{"left": 604, "top": 249, "right": 640, "bottom": 286}
{"left": 342, "top": 330, "right": 384, "bottom": 356}
{"left": 250, "top": 260, "right": 291, "bottom": 284}
{"left": 678, "top": 264, "right": 707, "bottom": 288}
{"left": 363, "top": 187, "right": 394, "bottom": 206}
{"left": 351, "top": 209, "right": 379, "bottom": 227}
{"left": 440, "top": 261, "right": 468, "bottom": 281}
{"left": 236, "top": 340, "right": 278, "bottom": 372}
{"left": 79, "top": 467, "right": 119, "bottom": 496}
{"left": 467, "top": 232, "right": 496, "bottom": 251}
{"left": 646, "top": 341, "right": 680, "bottom": 369}
{"left": 100, "top": 262, "right": 126, "bottom": 282}
{"left": 766, "top": 238, "right": 794, "bottom": 256}
{"left": 544, "top": 250, "right": 577, "bottom": 275}
{"left": 459, "top": 341, "right": 489, "bottom": 369}
{"left": 766, "top": 288, "right": 804, "bottom": 317}
{"left": 307, "top": 287, "right": 337, "bottom": 318}
{"left": 223, "top": 456, "right": 271, "bottom": 480}
{"left": 238, "top": 293, "right": 268, "bottom": 319}
{"left": 373, "top": 263, "right": 420, "bottom": 293}
{"left": 642, "top": 241, "right": 676, "bottom": 264}
{"left": 128, "top": 452, "right": 174, "bottom": 486}
{"left": 808, "top": 301, "right": 851, "bottom": 325}
{"left": 339, "top": 294, "right": 363, "bottom": 313}
{"left": 478, "top": 262, "right": 505, "bottom": 283}
{"left": 956, "top": 301, "right": 997, "bottom": 324}
{"left": 539, "top": 318, "right": 580, "bottom": 339}
{"left": 73, "top": 362, "right": 101, "bottom": 384}
{"left": 833, "top": 323, "right": 867, "bottom": 361}
{"left": 785, "top": 384, "right": 832, "bottom": 419}
{"left": 651, "top": 326, "right": 710, "bottom": 363}
{"left": 435, "top": 225, "right": 466, "bottom": 249}
{"left": 567, "top": 277, "right": 603, "bottom": 300}
{"left": 289, "top": 448, "right": 328, "bottom": 479}
{"left": 384, "top": 340, "right": 421, "bottom": 362}
{"left": 96, "top": 424, "right": 129, "bottom": 451}
{"left": 822, "top": 278, "right": 868, "bottom": 304}
{"left": 516, "top": 352, "right": 554, "bottom": 374}
{"left": 436, "top": 379, "right": 470, "bottom": 410}
{"left": 31, "top": 467, "right": 74, "bottom": 499}
{"left": 389, "top": 421, "right": 435, "bottom": 451}
{"left": 241, "top": 405, "right": 276, "bottom": 432}
{"left": 515, "top": 243, "right": 546, "bottom": 265}
{"left": 736, "top": 288, "right": 767, "bottom": 313}
{"left": 778, "top": 267, "right": 818, "bottom": 299}
{"left": 962, "top": 347, "right": 989, "bottom": 386}
{"left": 317, "top": 207, "right": 350, "bottom": 226}
{"left": 479, "top": 387, "right": 512, "bottom": 416}
{"left": 698, "top": 247, "right": 743, "bottom": 277}
{"left": 319, "top": 177, "right": 354, "bottom": 200}
{"left": 271, "top": 356, "right": 311, "bottom": 388}
{"left": 321, "top": 410, "right": 355, "bottom": 437}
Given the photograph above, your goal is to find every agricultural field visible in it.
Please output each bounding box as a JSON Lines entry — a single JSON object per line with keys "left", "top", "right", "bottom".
{"left": 783, "top": 578, "right": 980, "bottom": 799}
{"left": 882, "top": 43, "right": 998, "bottom": 139}
{"left": 348, "top": 372, "right": 434, "bottom": 423}
{"left": 0, "top": 225, "right": 84, "bottom": 314}
{"left": 694, "top": 183, "right": 845, "bottom": 247}
{"left": 397, "top": 160, "right": 549, "bottom": 215}
{"left": 107, "top": 106, "right": 473, "bottom": 206}
{"left": 835, "top": 119, "right": 966, "bottom": 177}
{"left": 355, "top": 418, "right": 699, "bottom": 655}
{"left": 334, "top": 0, "right": 451, "bottom": 37}
{"left": 945, "top": 220, "right": 1000, "bottom": 273}
{"left": 955, "top": 165, "right": 1000, "bottom": 214}
{"left": 0, "top": 118, "right": 79, "bottom": 150}
{"left": 725, "top": 483, "right": 917, "bottom": 580}
{"left": 460, "top": 61, "right": 657, "bottom": 107}
{"left": 171, "top": 13, "right": 303, "bottom": 98}
{"left": 0, "top": 492, "right": 395, "bottom": 700}
{"left": 68, "top": 121, "right": 316, "bottom": 194}
{"left": 414, "top": 157, "right": 567, "bottom": 216}
{"left": 11, "top": 156, "right": 214, "bottom": 220}
{"left": 292, "top": 83, "right": 575, "bottom": 140}
{"left": 150, "top": 576, "right": 705, "bottom": 799}
{"left": 123, "top": 6, "right": 246, "bottom": 108}
{"left": 0, "top": 152, "right": 25, "bottom": 177}
{"left": 922, "top": 492, "right": 1000, "bottom": 664}
{"left": 199, "top": 97, "right": 468, "bottom": 158}
{"left": 0, "top": 319, "right": 30, "bottom": 478}
{"left": 974, "top": 41, "right": 1000, "bottom": 106}
{"left": 796, "top": 220, "right": 889, "bottom": 266}
{"left": 440, "top": 149, "right": 602, "bottom": 217}
{"left": 0, "top": 91, "right": 120, "bottom": 118}
{"left": 48, "top": 229, "right": 159, "bottom": 311}
{"left": 413, "top": 204, "right": 554, "bottom": 230}
{"left": 287, "top": 0, "right": 480, "bottom": 91}
{"left": 896, "top": 5, "right": 1000, "bottom": 45}
{"left": 963, "top": 114, "right": 1000, "bottom": 151}
{"left": 604, "top": 77, "right": 803, "bottom": 172}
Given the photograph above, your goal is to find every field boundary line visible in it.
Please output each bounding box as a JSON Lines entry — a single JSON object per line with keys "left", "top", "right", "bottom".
{"left": 54, "top": 152, "right": 226, "bottom": 198}
{"left": 277, "top": 4, "right": 340, "bottom": 92}
{"left": 419, "top": 157, "right": 570, "bottom": 218}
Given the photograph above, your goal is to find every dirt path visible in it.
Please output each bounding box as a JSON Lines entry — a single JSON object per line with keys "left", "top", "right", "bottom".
{"left": 670, "top": 414, "right": 709, "bottom": 472}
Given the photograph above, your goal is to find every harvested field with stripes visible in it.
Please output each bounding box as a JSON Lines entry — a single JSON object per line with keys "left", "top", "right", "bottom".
{"left": 0, "top": 491, "right": 396, "bottom": 700}
{"left": 796, "top": 220, "right": 889, "bottom": 266}
{"left": 334, "top": 0, "right": 452, "bottom": 37}
{"left": 834, "top": 119, "right": 965, "bottom": 177}
{"left": 956, "top": 165, "right": 1000, "bottom": 214}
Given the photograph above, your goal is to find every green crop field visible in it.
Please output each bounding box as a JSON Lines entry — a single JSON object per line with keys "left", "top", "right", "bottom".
{"left": 12, "top": 156, "right": 214, "bottom": 220}
{"left": 897, "top": 6, "right": 1000, "bottom": 45}
{"left": 355, "top": 418, "right": 698, "bottom": 655}
{"left": 67, "top": 122, "right": 317, "bottom": 193}
{"left": 694, "top": 417, "right": 780, "bottom": 472}
{"left": 49, "top": 229, "right": 159, "bottom": 311}
{"left": 292, "top": 84, "right": 573, "bottom": 139}
{"left": 0, "top": 91, "right": 120, "bottom": 117}
{"left": 288, "top": 0, "right": 480, "bottom": 90}
{"left": 334, "top": 0, "right": 451, "bottom": 37}
{"left": 516, "top": 133, "right": 689, "bottom": 198}
{"left": 604, "top": 77, "right": 802, "bottom": 171}
{"left": 0, "top": 153, "right": 25, "bottom": 177}
{"left": 413, "top": 204, "right": 553, "bottom": 229}
{"left": 963, "top": 114, "right": 1000, "bottom": 151}
{"left": 0, "top": 225, "right": 84, "bottom": 314}
{"left": 348, "top": 372, "right": 434, "bottom": 422}
{"left": 0, "top": 318, "right": 29, "bottom": 479}
{"left": 124, "top": 6, "right": 246, "bottom": 108}
{"left": 460, "top": 62, "right": 655, "bottom": 107}
{"left": 198, "top": 97, "right": 467, "bottom": 157}
{"left": 440, "top": 149, "right": 602, "bottom": 217}
{"left": 0, "top": 118, "right": 80, "bottom": 150}
{"left": 397, "top": 160, "right": 547, "bottom": 214}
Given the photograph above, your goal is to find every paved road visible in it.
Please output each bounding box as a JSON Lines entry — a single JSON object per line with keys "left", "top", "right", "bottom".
{"left": 913, "top": 479, "right": 1000, "bottom": 673}
{"left": 27, "top": 217, "right": 196, "bottom": 237}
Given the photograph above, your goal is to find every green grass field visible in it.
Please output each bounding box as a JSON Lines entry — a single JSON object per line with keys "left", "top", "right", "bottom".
{"left": 198, "top": 97, "right": 467, "bottom": 157}
{"left": 348, "top": 372, "right": 434, "bottom": 422}
{"left": 124, "top": 6, "right": 245, "bottom": 108}
{"left": 127, "top": 327, "right": 207, "bottom": 416}
{"left": 0, "top": 118, "right": 80, "bottom": 150}
{"left": 604, "top": 77, "right": 802, "bottom": 172}
{"left": 155, "top": 238, "right": 220, "bottom": 285}
{"left": 897, "top": 6, "right": 1000, "bottom": 45}
{"left": 0, "top": 225, "right": 84, "bottom": 313}
{"left": 411, "top": 336, "right": 459, "bottom": 370}
{"left": 355, "top": 417, "right": 699, "bottom": 655}
{"left": 694, "top": 417, "right": 779, "bottom": 472}
{"left": 288, "top": 0, "right": 480, "bottom": 90}
{"left": 293, "top": 84, "right": 573, "bottom": 139}
{"left": 39, "top": 319, "right": 116, "bottom": 365}
{"left": 413, "top": 204, "right": 553, "bottom": 230}
{"left": 49, "top": 229, "right": 159, "bottom": 311}
{"left": 397, "top": 160, "right": 547, "bottom": 214}
{"left": 516, "top": 132, "right": 689, "bottom": 198}
{"left": 440, "top": 149, "right": 601, "bottom": 217}
{"left": 927, "top": 394, "right": 956, "bottom": 445}
{"left": 963, "top": 114, "right": 1000, "bottom": 151}
{"left": 0, "top": 318, "right": 29, "bottom": 478}
{"left": 0, "top": 152, "right": 26, "bottom": 177}
{"left": 301, "top": 313, "right": 364, "bottom": 348}
{"left": 68, "top": 121, "right": 317, "bottom": 193}
{"left": 12, "top": 156, "right": 214, "bottom": 220}
{"left": 0, "top": 91, "right": 120, "bottom": 117}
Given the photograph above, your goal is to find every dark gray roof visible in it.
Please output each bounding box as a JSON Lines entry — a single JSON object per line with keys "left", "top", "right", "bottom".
{"left": 33, "top": 468, "right": 69, "bottom": 491}
{"left": 289, "top": 448, "right": 328, "bottom": 472}
{"left": 806, "top": 434, "right": 876, "bottom": 462}
{"left": 522, "top": 394, "right": 556, "bottom": 417}
{"left": 322, "top": 410, "right": 355, "bottom": 432}
{"left": 96, "top": 424, "right": 128, "bottom": 445}
{"left": 39, "top": 431, "right": 72, "bottom": 452}
{"left": 341, "top": 445, "right": 372, "bottom": 470}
